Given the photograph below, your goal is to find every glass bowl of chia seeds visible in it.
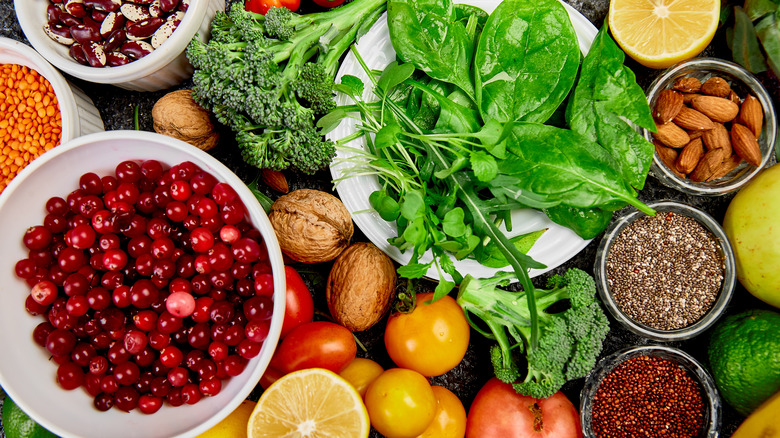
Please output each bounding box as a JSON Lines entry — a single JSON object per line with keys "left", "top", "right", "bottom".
{"left": 580, "top": 345, "right": 722, "bottom": 438}
{"left": 593, "top": 200, "right": 736, "bottom": 341}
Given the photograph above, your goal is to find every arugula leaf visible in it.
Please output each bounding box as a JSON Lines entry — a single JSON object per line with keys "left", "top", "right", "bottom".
{"left": 387, "top": 0, "right": 475, "bottom": 97}
{"left": 473, "top": 229, "right": 546, "bottom": 268}
{"left": 474, "top": 0, "right": 580, "bottom": 124}
{"left": 565, "top": 23, "right": 655, "bottom": 190}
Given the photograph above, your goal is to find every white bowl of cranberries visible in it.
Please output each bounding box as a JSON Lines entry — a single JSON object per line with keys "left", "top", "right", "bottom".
{"left": 0, "top": 130, "right": 286, "bottom": 437}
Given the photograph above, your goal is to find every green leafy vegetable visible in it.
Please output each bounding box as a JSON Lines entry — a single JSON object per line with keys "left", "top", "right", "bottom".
{"left": 474, "top": 0, "right": 580, "bottom": 124}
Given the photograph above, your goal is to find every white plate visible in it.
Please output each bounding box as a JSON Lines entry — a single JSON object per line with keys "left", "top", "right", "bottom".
{"left": 329, "top": 0, "right": 598, "bottom": 281}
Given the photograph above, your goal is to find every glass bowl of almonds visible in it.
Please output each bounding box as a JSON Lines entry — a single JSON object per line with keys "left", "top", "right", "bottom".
{"left": 643, "top": 57, "right": 777, "bottom": 196}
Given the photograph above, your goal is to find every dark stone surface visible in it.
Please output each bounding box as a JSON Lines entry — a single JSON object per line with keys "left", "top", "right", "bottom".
{"left": 1, "top": 0, "right": 778, "bottom": 437}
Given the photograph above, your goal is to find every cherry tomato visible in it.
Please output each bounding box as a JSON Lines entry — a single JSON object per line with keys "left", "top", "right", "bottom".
{"left": 312, "top": 0, "right": 346, "bottom": 7}
{"left": 365, "top": 368, "right": 437, "bottom": 438}
{"left": 384, "top": 292, "right": 470, "bottom": 377}
{"left": 261, "top": 320, "right": 356, "bottom": 389}
{"left": 466, "top": 379, "right": 582, "bottom": 438}
{"left": 339, "top": 357, "right": 384, "bottom": 398}
{"left": 245, "top": 0, "right": 300, "bottom": 14}
{"left": 280, "top": 265, "right": 314, "bottom": 338}
{"left": 418, "top": 386, "right": 467, "bottom": 438}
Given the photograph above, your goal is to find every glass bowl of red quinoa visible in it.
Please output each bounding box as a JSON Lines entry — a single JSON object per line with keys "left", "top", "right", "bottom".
{"left": 580, "top": 345, "right": 721, "bottom": 438}
{"left": 593, "top": 200, "right": 736, "bottom": 341}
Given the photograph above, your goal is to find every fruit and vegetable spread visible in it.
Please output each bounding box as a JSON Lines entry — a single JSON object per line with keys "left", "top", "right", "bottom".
{"left": 14, "top": 160, "right": 276, "bottom": 413}
{"left": 43, "top": 0, "right": 190, "bottom": 67}
{"left": 0, "top": 63, "right": 61, "bottom": 194}
{"left": 605, "top": 211, "right": 724, "bottom": 330}
{"left": 590, "top": 355, "right": 706, "bottom": 438}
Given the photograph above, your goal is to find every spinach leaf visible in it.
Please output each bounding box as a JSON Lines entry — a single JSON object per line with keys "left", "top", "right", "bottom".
{"left": 543, "top": 205, "right": 614, "bottom": 240}
{"left": 492, "top": 122, "right": 654, "bottom": 215}
{"left": 731, "top": 6, "right": 769, "bottom": 73}
{"left": 387, "top": 0, "right": 475, "bottom": 98}
{"left": 473, "top": 229, "right": 546, "bottom": 268}
{"left": 565, "top": 23, "right": 655, "bottom": 190}
{"left": 755, "top": 10, "right": 780, "bottom": 76}
{"left": 474, "top": 0, "right": 580, "bottom": 124}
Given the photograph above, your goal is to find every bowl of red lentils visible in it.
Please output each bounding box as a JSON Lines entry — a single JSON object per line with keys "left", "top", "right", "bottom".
{"left": 14, "top": 0, "right": 225, "bottom": 92}
{"left": 0, "top": 37, "right": 103, "bottom": 193}
{"left": 580, "top": 345, "right": 721, "bottom": 438}
{"left": 593, "top": 200, "right": 736, "bottom": 341}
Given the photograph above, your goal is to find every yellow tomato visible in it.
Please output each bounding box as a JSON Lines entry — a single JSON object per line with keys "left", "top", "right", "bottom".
{"left": 385, "top": 292, "right": 470, "bottom": 377}
{"left": 417, "top": 386, "right": 467, "bottom": 438}
{"left": 339, "top": 357, "right": 384, "bottom": 398}
{"left": 365, "top": 368, "right": 437, "bottom": 438}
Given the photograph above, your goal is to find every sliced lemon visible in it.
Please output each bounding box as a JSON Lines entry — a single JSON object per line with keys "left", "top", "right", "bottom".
{"left": 608, "top": 0, "right": 720, "bottom": 69}
{"left": 248, "top": 368, "right": 370, "bottom": 438}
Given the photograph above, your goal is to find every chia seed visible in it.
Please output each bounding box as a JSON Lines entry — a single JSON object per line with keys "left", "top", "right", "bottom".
{"left": 605, "top": 211, "right": 724, "bottom": 331}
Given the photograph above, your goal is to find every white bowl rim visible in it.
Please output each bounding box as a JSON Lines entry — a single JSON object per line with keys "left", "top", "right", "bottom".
{"left": 14, "top": 0, "right": 211, "bottom": 84}
{"left": 0, "top": 36, "right": 79, "bottom": 141}
{"left": 0, "top": 130, "right": 286, "bottom": 438}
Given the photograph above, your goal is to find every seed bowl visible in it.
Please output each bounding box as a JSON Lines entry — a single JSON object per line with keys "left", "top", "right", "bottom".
{"left": 643, "top": 58, "right": 777, "bottom": 196}
{"left": 0, "top": 131, "right": 286, "bottom": 438}
{"left": 14, "top": 0, "right": 225, "bottom": 92}
{"left": 580, "top": 345, "right": 721, "bottom": 438}
{"left": 593, "top": 200, "right": 736, "bottom": 341}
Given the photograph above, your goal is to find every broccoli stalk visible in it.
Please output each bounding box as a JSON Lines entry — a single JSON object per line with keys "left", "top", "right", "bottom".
{"left": 457, "top": 268, "right": 609, "bottom": 399}
{"left": 186, "top": 0, "right": 387, "bottom": 173}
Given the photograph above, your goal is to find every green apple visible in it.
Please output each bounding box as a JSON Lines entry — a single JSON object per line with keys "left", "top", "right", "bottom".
{"left": 723, "top": 164, "right": 780, "bottom": 309}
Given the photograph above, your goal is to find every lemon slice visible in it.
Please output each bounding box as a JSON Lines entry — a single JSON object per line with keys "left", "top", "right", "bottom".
{"left": 608, "top": 0, "right": 720, "bottom": 69}
{"left": 248, "top": 368, "right": 370, "bottom": 438}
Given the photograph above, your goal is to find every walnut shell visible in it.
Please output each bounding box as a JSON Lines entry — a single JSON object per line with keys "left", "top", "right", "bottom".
{"left": 152, "top": 89, "right": 219, "bottom": 151}
{"left": 327, "top": 242, "right": 397, "bottom": 332}
{"left": 269, "top": 189, "right": 354, "bottom": 263}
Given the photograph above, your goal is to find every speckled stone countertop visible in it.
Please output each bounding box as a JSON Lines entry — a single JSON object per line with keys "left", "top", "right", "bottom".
{"left": 0, "top": 0, "right": 777, "bottom": 436}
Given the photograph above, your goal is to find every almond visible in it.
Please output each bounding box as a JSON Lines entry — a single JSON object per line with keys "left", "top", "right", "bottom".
{"left": 700, "top": 76, "right": 731, "bottom": 97}
{"left": 691, "top": 95, "right": 740, "bottom": 123}
{"left": 675, "top": 138, "right": 705, "bottom": 174}
{"left": 673, "top": 106, "right": 715, "bottom": 131}
{"left": 261, "top": 168, "right": 290, "bottom": 193}
{"left": 728, "top": 90, "right": 741, "bottom": 105}
{"left": 673, "top": 77, "right": 702, "bottom": 93}
{"left": 690, "top": 148, "right": 726, "bottom": 182}
{"left": 654, "top": 140, "right": 682, "bottom": 175}
{"left": 653, "top": 89, "right": 684, "bottom": 123}
{"left": 701, "top": 123, "right": 731, "bottom": 155}
{"left": 682, "top": 92, "right": 697, "bottom": 104}
{"left": 688, "top": 130, "right": 704, "bottom": 140}
{"left": 731, "top": 123, "right": 763, "bottom": 166}
{"left": 653, "top": 121, "right": 690, "bottom": 148}
{"left": 707, "top": 153, "right": 743, "bottom": 182}
{"left": 738, "top": 94, "right": 763, "bottom": 138}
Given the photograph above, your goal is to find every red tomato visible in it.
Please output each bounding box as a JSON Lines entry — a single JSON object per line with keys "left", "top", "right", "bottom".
{"left": 260, "top": 321, "right": 356, "bottom": 388}
{"left": 245, "top": 0, "right": 300, "bottom": 14}
{"left": 466, "top": 379, "right": 582, "bottom": 438}
{"left": 312, "top": 0, "right": 346, "bottom": 7}
{"left": 280, "top": 265, "right": 314, "bottom": 338}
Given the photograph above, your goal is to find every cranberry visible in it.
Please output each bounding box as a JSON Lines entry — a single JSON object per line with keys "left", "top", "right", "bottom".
{"left": 199, "top": 378, "right": 222, "bottom": 397}
{"left": 116, "top": 160, "right": 142, "bottom": 184}
{"left": 114, "top": 361, "right": 141, "bottom": 386}
{"left": 31, "top": 280, "right": 59, "bottom": 306}
{"left": 46, "top": 328, "right": 77, "bottom": 357}
{"left": 80, "top": 172, "right": 103, "bottom": 195}
{"left": 32, "top": 321, "right": 55, "bottom": 347}
{"left": 24, "top": 226, "right": 53, "bottom": 250}
{"left": 141, "top": 160, "right": 164, "bottom": 180}
{"left": 130, "top": 279, "right": 160, "bottom": 309}
{"left": 138, "top": 394, "right": 163, "bottom": 414}
{"left": 113, "top": 386, "right": 140, "bottom": 412}
{"left": 46, "top": 196, "right": 69, "bottom": 215}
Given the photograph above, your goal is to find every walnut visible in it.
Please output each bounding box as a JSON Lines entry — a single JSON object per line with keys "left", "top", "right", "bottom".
{"left": 327, "top": 242, "right": 396, "bottom": 332}
{"left": 268, "top": 189, "right": 354, "bottom": 263}
{"left": 152, "top": 89, "right": 219, "bottom": 151}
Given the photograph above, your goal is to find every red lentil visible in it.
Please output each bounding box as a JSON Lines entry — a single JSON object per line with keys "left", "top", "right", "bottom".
{"left": 0, "top": 63, "right": 62, "bottom": 193}
{"left": 591, "top": 355, "right": 706, "bottom": 438}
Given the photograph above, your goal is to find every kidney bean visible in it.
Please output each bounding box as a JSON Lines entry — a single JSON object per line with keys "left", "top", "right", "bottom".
{"left": 99, "top": 11, "right": 125, "bottom": 37}
{"left": 159, "top": 0, "right": 178, "bottom": 13}
{"left": 82, "top": 42, "right": 107, "bottom": 67}
{"left": 151, "top": 19, "right": 177, "bottom": 48}
{"left": 106, "top": 51, "right": 131, "bottom": 66}
{"left": 119, "top": 3, "right": 151, "bottom": 22}
{"left": 167, "top": 11, "right": 185, "bottom": 22}
{"left": 148, "top": 0, "right": 162, "bottom": 17}
{"left": 102, "top": 29, "right": 126, "bottom": 52}
{"left": 44, "top": 23, "right": 75, "bottom": 45}
{"left": 70, "top": 22, "right": 101, "bottom": 44}
{"left": 69, "top": 43, "right": 89, "bottom": 65}
{"left": 58, "top": 11, "right": 83, "bottom": 27}
{"left": 131, "top": 0, "right": 154, "bottom": 4}
{"left": 120, "top": 40, "right": 153, "bottom": 60}
{"left": 84, "top": 0, "right": 121, "bottom": 12}
{"left": 126, "top": 17, "right": 163, "bottom": 40}
{"left": 47, "top": 4, "right": 62, "bottom": 24}
{"left": 91, "top": 9, "right": 108, "bottom": 21}
{"left": 65, "top": 0, "right": 87, "bottom": 18}
{"left": 177, "top": 0, "right": 189, "bottom": 12}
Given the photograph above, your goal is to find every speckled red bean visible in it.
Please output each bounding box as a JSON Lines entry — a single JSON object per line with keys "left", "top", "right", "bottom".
{"left": 82, "top": 42, "right": 107, "bottom": 67}
{"left": 106, "top": 51, "right": 131, "bottom": 66}
{"left": 102, "top": 29, "right": 126, "bottom": 52}
{"left": 84, "top": 0, "right": 121, "bottom": 13}
{"left": 126, "top": 17, "right": 164, "bottom": 40}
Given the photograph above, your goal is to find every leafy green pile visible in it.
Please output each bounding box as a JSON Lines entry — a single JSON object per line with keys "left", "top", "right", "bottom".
{"left": 727, "top": 0, "right": 780, "bottom": 81}
{"left": 324, "top": 0, "right": 653, "bottom": 396}
{"left": 186, "top": 0, "right": 387, "bottom": 174}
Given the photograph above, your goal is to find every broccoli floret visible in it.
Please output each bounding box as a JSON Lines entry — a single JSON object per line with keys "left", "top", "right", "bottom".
{"left": 459, "top": 268, "right": 609, "bottom": 399}
{"left": 185, "top": 0, "right": 387, "bottom": 174}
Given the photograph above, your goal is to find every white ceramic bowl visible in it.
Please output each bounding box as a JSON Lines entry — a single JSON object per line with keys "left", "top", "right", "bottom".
{"left": 0, "top": 36, "right": 103, "bottom": 144}
{"left": 0, "top": 131, "right": 286, "bottom": 438}
{"left": 14, "top": 0, "right": 225, "bottom": 91}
